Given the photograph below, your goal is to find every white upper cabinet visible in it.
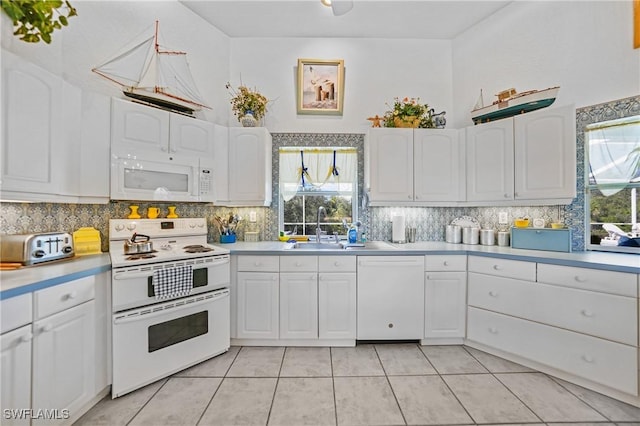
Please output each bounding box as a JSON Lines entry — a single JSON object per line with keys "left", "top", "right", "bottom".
{"left": 414, "top": 129, "right": 465, "bottom": 202}
{"left": 466, "top": 105, "right": 576, "bottom": 204}
{"left": 367, "top": 128, "right": 464, "bottom": 205}
{"left": 218, "top": 127, "right": 272, "bottom": 206}
{"left": 514, "top": 104, "right": 576, "bottom": 200}
{"left": 111, "top": 98, "right": 215, "bottom": 157}
{"left": 367, "top": 128, "right": 414, "bottom": 202}
{"left": 1, "top": 50, "right": 108, "bottom": 203}
{"left": 466, "top": 119, "right": 515, "bottom": 202}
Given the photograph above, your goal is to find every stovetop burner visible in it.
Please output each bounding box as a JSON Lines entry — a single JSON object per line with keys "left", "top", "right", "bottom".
{"left": 183, "top": 244, "right": 214, "bottom": 254}
{"left": 126, "top": 253, "right": 157, "bottom": 261}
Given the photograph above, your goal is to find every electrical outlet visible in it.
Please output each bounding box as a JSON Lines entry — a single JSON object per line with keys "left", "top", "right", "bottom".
{"left": 249, "top": 211, "right": 257, "bottom": 222}
{"left": 498, "top": 211, "right": 508, "bottom": 224}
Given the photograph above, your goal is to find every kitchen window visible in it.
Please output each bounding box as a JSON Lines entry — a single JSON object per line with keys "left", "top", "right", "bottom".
{"left": 586, "top": 115, "right": 640, "bottom": 253}
{"left": 279, "top": 147, "right": 357, "bottom": 237}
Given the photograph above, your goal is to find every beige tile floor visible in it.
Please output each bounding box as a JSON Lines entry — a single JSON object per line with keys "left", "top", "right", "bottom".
{"left": 74, "top": 344, "right": 640, "bottom": 426}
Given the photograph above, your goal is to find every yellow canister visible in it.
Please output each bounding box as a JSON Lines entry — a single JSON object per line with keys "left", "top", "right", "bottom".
{"left": 73, "top": 227, "right": 102, "bottom": 256}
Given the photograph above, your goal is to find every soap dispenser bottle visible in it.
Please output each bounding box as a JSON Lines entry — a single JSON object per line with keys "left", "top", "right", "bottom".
{"left": 348, "top": 224, "right": 358, "bottom": 244}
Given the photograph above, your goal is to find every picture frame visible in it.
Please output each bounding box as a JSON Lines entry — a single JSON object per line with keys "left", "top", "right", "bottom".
{"left": 296, "top": 58, "right": 345, "bottom": 115}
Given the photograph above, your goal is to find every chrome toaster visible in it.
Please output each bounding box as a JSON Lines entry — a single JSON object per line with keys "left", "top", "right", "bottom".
{"left": 0, "top": 232, "right": 75, "bottom": 265}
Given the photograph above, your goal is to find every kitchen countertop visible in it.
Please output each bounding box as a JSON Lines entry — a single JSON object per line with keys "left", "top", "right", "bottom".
{"left": 1, "top": 242, "right": 637, "bottom": 300}
{"left": 227, "top": 241, "right": 640, "bottom": 274}
{"left": 0, "top": 253, "right": 111, "bottom": 300}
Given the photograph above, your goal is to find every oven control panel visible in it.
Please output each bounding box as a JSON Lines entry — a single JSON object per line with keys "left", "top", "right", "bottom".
{"left": 109, "top": 218, "right": 207, "bottom": 240}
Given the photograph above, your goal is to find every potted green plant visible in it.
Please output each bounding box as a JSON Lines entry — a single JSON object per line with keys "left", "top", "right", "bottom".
{"left": 226, "top": 82, "right": 268, "bottom": 127}
{"left": 382, "top": 97, "right": 435, "bottom": 128}
{"left": 1, "top": 0, "right": 77, "bottom": 44}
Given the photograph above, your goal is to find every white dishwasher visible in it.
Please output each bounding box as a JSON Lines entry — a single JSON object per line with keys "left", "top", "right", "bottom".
{"left": 357, "top": 256, "right": 425, "bottom": 340}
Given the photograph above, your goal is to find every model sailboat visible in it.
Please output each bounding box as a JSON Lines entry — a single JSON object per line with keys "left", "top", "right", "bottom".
{"left": 92, "top": 21, "right": 209, "bottom": 114}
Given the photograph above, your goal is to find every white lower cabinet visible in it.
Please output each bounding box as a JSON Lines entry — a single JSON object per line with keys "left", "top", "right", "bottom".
{"left": 236, "top": 272, "right": 280, "bottom": 339}
{"left": 357, "top": 256, "right": 424, "bottom": 340}
{"left": 279, "top": 273, "right": 318, "bottom": 339}
{"left": 467, "top": 307, "right": 637, "bottom": 395}
{"left": 319, "top": 272, "right": 357, "bottom": 340}
{"left": 32, "top": 300, "right": 95, "bottom": 425}
{"left": 424, "top": 271, "right": 467, "bottom": 342}
{"left": 1, "top": 324, "right": 32, "bottom": 426}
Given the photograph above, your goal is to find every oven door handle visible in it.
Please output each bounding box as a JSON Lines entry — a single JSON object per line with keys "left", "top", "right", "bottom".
{"left": 113, "top": 272, "right": 152, "bottom": 281}
{"left": 113, "top": 291, "right": 229, "bottom": 325}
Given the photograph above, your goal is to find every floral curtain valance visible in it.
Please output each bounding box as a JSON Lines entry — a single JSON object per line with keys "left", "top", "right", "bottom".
{"left": 279, "top": 147, "right": 357, "bottom": 202}
{"left": 587, "top": 115, "right": 640, "bottom": 196}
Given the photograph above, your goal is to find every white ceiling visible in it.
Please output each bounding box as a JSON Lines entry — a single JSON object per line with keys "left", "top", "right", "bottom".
{"left": 180, "top": 0, "right": 513, "bottom": 40}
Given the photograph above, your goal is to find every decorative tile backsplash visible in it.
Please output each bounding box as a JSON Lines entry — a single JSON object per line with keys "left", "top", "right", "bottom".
{"left": 3, "top": 94, "right": 638, "bottom": 254}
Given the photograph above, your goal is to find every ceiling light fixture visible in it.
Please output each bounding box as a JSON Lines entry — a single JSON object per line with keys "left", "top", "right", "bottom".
{"left": 320, "top": 0, "right": 353, "bottom": 16}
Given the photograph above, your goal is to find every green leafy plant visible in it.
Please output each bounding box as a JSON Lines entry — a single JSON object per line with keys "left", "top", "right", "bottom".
{"left": 382, "top": 97, "right": 435, "bottom": 128}
{"left": 1, "top": 0, "right": 77, "bottom": 44}
{"left": 225, "top": 82, "right": 268, "bottom": 121}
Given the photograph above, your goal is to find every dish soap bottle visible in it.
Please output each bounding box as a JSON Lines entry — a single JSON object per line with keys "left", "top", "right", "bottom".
{"left": 348, "top": 225, "right": 358, "bottom": 244}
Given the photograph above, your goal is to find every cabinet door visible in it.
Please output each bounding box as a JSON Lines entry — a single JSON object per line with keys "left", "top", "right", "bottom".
{"left": 280, "top": 273, "right": 318, "bottom": 339}
{"left": 1, "top": 50, "right": 63, "bottom": 196}
{"left": 318, "top": 273, "right": 356, "bottom": 340}
{"left": 236, "top": 272, "right": 279, "bottom": 339}
{"left": 79, "top": 91, "right": 111, "bottom": 199}
{"left": 466, "top": 120, "right": 514, "bottom": 201}
{"left": 1, "top": 325, "right": 32, "bottom": 426}
{"left": 514, "top": 104, "right": 576, "bottom": 200}
{"left": 424, "top": 272, "right": 467, "bottom": 340}
{"left": 32, "top": 301, "right": 95, "bottom": 425}
{"left": 414, "top": 129, "right": 465, "bottom": 201}
{"left": 169, "top": 114, "right": 215, "bottom": 157}
{"left": 367, "top": 128, "right": 414, "bottom": 202}
{"left": 357, "top": 256, "right": 424, "bottom": 339}
{"left": 111, "top": 98, "right": 169, "bottom": 152}
{"left": 227, "top": 128, "right": 272, "bottom": 206}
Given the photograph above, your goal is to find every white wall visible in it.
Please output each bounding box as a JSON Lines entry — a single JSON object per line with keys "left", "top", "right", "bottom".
{"left": 229, "top": 37, "right": 453, "bottom": 132}
{"left": 451, "top": 1, "right": 640, "bottom": 128}
{"left": 1, "top": 1, "right": 231, "bottom": 124}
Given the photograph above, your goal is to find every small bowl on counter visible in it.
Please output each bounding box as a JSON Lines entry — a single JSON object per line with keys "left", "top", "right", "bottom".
{"left": 550, "top": 222, "right": 565, "bottom": 229}
{"left": 514, "top": 218, "right": 530, "bottom": 228}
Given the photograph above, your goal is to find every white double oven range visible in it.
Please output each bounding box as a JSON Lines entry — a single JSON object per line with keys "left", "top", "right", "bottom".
{"left": 108, "top": 218, "right": 230, "bottom": 397}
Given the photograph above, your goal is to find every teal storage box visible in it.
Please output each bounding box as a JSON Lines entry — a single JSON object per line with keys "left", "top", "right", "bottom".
{"left": 511, "top": 228, "right": 572, "bottom": 252}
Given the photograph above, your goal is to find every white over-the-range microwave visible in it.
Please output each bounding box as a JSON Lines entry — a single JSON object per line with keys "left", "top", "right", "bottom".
{"left": 110, "top": 146, "right": 215, "bottom": 202}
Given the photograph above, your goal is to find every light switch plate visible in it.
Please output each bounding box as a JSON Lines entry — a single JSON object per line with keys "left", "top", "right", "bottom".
{"left": 498, "top": 212, "right": 508, "bottom": 224}
{"left": 249, "top": 211, "right": 257, "bottom": 222}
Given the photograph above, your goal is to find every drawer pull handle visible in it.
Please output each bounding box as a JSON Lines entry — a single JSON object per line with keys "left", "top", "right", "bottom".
{"left": 581, "top": 354, "right": 595, "bottom": 363}
{"left": 580, "top": 309, "right": 594, "bottom": 317}
{"left": 488, "top": 327, "right": 498, "bottom": 334}
{"left": 493, "top": 265, "right": 502, "bottom": 270}
{"left": 295, "top": 262, "right": 302, "bottom": 267}
{"left": 574, "top": 276, "right": 586, "bottom": 283}
{"left": 65, "top": 291, "right": 77, "bottom": 300}
{"left": 41, "top": 324, "right": 53, "bottom": 333}
{"left": 334, "top": 262, "right": 341, "bottom": 267}
{"left": 272, "top": 276, "right": 277, "bottom": 281}
{"left": 388, "top": 323, "right": 394, "bottom": 328}
{"left": 20, "top": 333, "right": 33, "bottom": 343}
{"left": 489, "top": 291, "right": 498, "bottom": 297}
{"left": 254, "top": 262, "right": 262, "bottom": 267}
{"left": 443, "top": 261, "right": 449, "bottom": 266}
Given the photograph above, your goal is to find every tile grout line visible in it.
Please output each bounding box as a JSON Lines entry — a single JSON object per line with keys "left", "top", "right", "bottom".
{"left": 264, "top": 346, "right": 287, "bottom": 426}
{"left": 124, "top": 377, "right": 170, "bottom": 426}
{"left": 372, "top": 344, "right": 409, "bottom": 426}
{"left": 195, "top": 346, "right": 242, "bottom": 426}
{"left": 330, "top": 347, "right": 339, "bottom": 426}
{"left": 546, "top": 373, "right": 616, "bottom": 423}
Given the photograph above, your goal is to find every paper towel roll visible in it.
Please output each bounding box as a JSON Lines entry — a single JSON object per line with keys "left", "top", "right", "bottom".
{"left": 392, "top": 215, "right": 406, "bottom": 243}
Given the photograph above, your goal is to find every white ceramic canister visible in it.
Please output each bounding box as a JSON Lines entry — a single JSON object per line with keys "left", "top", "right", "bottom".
{"left": 480, "top": 229, "right": 495, "bottom": 245}
{"left": 445, "top": 225, "right": 462, "bottom": 243}
{"left": 462, "top": 227, "right": 480, "bottom": 244}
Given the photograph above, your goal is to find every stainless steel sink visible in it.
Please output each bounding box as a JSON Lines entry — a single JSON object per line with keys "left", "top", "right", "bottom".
{"left": 286, "top": 241, "right": 396, "bottom": 251}
{"left": 289, "top": 242, "right": 345, "bottom": 250}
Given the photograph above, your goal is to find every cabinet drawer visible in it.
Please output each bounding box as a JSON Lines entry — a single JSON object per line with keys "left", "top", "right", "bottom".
{"left": 468, "top": 273, "right": 637, "bottom": 346}
{"left": 34, "top": 276, "right": 95, "bottom": 320}
{"left": 280, "top": 256, "right": 318, "bottom": 272}
{"left": 425, "top": 255, "right": 467, "bottom": 272}
{"left": 237, "top": 255, "right": 279, "bottom": 272}
{"left": 318, "top": 256, "right": 356, "bottom": 272}
{"left": 467, "top": 307, "right": 637, "bottom": 395}
{"left": 468, "top": 256, "right": 535, "bottom": 281}
{"left": 537, "top": 263, "right": 637, "bottom": 297}
{"left": 1, "top": 293, "right": 32, "bottom": 334}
